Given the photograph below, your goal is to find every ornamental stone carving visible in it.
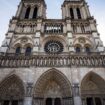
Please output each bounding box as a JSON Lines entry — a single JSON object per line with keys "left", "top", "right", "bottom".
{"left": 26, "top": 83, "right": 33, "bottom": 97}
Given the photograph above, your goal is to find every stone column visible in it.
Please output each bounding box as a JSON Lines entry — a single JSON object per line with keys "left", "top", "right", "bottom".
{"left": 62, "top": 6, "right": 66, "bottom": 19}
{"left": 74, "top": 8, "right": 78, "bottom": 19}
{"left": 73, "top": 83, "right": 82, "bottom": 105}
{"left": 66, "top": 19, "right": 75, "bottom": 53}
{"left": 84, "top": 3, "right": 91, "bottom": 17}
{"left": 38, "top": 6, "right": 42, "bottom": 17}
{"left": 33, "top": 32, "right": 40, "bottom": 54}
{"left": 20, "top": 7, "right": 27, "bottom": 19}
{"left": 103, "top": 99, "right": 105, "bottom": 105}
{"left": 65, "top": 5, "right": 69, "bottom": 18}
{"left": 33, "top": 19, "right": 42, "bottom": 54}
{"left": 24, "top": 83, "right": 33, "bottom": 105}
{"left": 82, "top": 99, "right": 86, "bottom": 105}
{"left": 16, "top": 2, "right": 23, "bottom": 18}
{"left": 0, "top": 101, "right": 1, "bottom": 105}
{"left": 29, "top": 7, "right": 34, "bottom": 19}
{"left": 52, "top": 98, "right": 55, "bottom": 105}
{"left": 81, "top": 6, "right": 87, "bottom": 19}
{"left": 40, "top": 4, "right": 43, "bottom": 17}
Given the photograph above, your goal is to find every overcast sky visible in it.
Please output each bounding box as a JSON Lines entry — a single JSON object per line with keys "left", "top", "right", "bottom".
{"left": 0, "top": 0, "right": 105, "bottom": 46}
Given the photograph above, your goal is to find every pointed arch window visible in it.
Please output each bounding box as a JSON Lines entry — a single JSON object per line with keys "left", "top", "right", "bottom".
{"left": 33, "top": 7, "right": 38, "bottom": 19}
{"left": 70, "top": 8, "right": 74, "bottom": 19}
{"left": 25, "top": 7, "right": 31, "bottom": 19}
{"left": 76, "top": 8, "right": 81, "bottom": 19}
{"left": 15, "top": 47, "right": 21, "bottom": 55}
{"left": 75, "top": 46, "right": 81, "bottom": 53}
{"left": 85, "top": 46, "right": 91, "bottom": 53}
{"left": 25, "top": 46, "right": 32, "bottom": 56}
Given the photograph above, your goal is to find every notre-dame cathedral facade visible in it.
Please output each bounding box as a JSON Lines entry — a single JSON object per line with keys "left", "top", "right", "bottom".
{"left": 0, "top": 0, "right": 105, "bottom": 105}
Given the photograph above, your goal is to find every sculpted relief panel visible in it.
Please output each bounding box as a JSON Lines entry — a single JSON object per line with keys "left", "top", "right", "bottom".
{"left": 44, "top": 81, "right": 62, "bottom": 98}
{"left": 0, "top": 75, "right": 24, "bottom": 100}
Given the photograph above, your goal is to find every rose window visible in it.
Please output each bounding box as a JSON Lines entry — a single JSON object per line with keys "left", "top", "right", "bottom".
{"left": 44, "top": 41, "right": 63, "bottom": 54}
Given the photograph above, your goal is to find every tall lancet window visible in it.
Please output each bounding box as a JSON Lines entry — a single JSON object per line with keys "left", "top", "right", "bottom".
{"left": 70, "top": 8, "right": 74, "bottom": 19}
{"left": 15, "top": 47, "right": 21, "bottom": 55}
{"left": 25, "top": 7, "right": 31, "bottom": 19}
{"left": 76, "top": 8, "right": 81, "bottom": 19}
{"left": 25, "top": 46, "right": 32, "bottom": 56}
{"left": 75, "top": 45, "right": 81, "bottom": 53}
{"left": 33, "top": 7, "right": 38, "bottom": 19}
{"left": 85, "top": 46, "right": 91, "bottom": 53}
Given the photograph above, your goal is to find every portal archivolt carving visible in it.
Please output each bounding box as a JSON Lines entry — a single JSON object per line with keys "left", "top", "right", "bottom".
{"left": 81, "top": 72, "right": 105, "bottom": 105}
{"left": 33, "top": 69, "right": 73, "bottom": 105}
{"left": 0, "top": 75, "right": 24, "bottom": 100}
{"left": 44, "top": 80, "right": 62, "bottom": 98}
{"left": 33, "top": 70, "right": 72, "bottom": 97}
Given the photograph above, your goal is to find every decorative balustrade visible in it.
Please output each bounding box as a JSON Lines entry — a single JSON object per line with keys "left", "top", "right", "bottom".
{"left": 71, "top": 21, "right": 91, "bottom": 34}
{"left": 14, "top": 19, "right": 91, "bottom": 34}
{"left": 15, "top": 21, "right": 37, "bottom": 33}
{"left": 0, "top": 53, "right": 105, "bottom": 68}
{"left": 44, "top": 22, "right": 63, "bottom": 34}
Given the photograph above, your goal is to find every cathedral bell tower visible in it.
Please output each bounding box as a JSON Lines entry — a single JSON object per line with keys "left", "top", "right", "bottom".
{"left": 0, "top": 0, "right": 47, "bottom": 54}
{"left": 62, "top": 0, "right": 90, "bottom": 19}
{"left": 62, "top": 0, "right": 104, "bottom": 53}
{"left": 16, "top": 0, "right": 46, "bottom": 19}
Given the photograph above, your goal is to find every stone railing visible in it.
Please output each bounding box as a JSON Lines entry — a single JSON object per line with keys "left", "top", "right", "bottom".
{"left": 44, "top": 20, "right": 64, "bottom": 34}
{"left": 71, "top": 20, "right": 91, "bottom": 34}
{"left": 0, "top": 53, "right": 105, "bottom": 68}
{"left": 15, "top": 20, "right": 37, "bottom": 33}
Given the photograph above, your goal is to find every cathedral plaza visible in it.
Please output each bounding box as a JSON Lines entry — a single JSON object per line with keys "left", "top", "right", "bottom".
{"left": 0, "top": 0, "right": 105, "bottom": 105}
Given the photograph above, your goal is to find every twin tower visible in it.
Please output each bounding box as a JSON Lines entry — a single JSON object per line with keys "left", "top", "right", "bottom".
{"left": 0, "top": 0, "right": 104, "bottom": 54}
{"left": 17, "top": 0, "right": 89, "bottom": 20}
{"left": 0, "top": 1, "right": 105, "bottom": 105}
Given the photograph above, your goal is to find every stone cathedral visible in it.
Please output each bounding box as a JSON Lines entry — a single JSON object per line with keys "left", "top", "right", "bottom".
{"left": 0, "top": 0, "right": 105, "bottom": 105}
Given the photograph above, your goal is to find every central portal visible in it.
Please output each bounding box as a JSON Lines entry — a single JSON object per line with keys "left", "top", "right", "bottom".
{"left": 33, "top": 70, "right": 73, "bottom": 105}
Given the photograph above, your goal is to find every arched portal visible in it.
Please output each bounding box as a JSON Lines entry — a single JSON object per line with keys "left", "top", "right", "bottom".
{"left": 33, "top": 69, "right": 73, "bottom": 105}
{"left": 0, "top": 75, "right": 25, "bottom": 105}
{"left": 81, "top": 72, "right": 105, "bottom": 105}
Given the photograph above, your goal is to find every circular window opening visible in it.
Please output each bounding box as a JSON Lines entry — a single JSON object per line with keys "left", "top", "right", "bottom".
{"left": 44, "top": 40, "right": 64, "bottom": 54}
